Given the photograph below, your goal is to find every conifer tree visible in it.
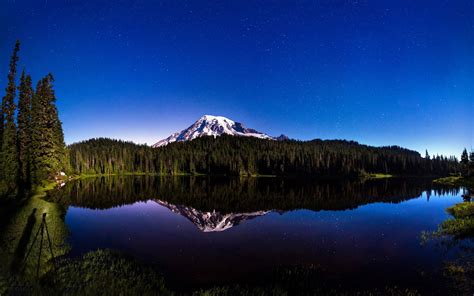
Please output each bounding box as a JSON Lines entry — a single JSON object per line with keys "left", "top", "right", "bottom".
{"left": 31, "top": 74, "right": 68, "bottom": 183}
{"left": 0, "top": 40, "right": 20, "bottom": 194}
{"left": 47, "top": 74, "right": 68, "bottom": 174}
{"left": 50, "top": 76, "right": 68, "bottom": 174}
{"left": 460, "top": 148, "right": 469, "bottom": 177}
{"left": 461, "top": 148, "right": 469, "bottom": 165}
{"left": 31, "top": 77, "right": 50, "bottom": 182}
{"left": 17, "top": 69, "right": 34, "bottom": 185}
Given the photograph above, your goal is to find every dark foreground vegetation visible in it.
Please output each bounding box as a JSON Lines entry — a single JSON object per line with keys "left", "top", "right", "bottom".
{"left": 69, "top": 137, "right": 460, "bottom": 177}
{"left": 1, "top": 249, "right": 422, "bottom": 296}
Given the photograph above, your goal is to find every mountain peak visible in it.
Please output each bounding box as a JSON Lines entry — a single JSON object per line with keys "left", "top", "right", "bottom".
{"left": 152, "top": 115, "right": 279, "bottom": 147}
{"left": 275, "top": 134, "right": 289, "bottom": 141}
{"left": 201, "top": 114, "right": 231, "bottom": 121}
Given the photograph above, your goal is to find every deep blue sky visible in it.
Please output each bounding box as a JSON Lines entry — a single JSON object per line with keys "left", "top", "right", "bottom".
{"left": 1, "top": 0, "right": 472, "bottom": 157}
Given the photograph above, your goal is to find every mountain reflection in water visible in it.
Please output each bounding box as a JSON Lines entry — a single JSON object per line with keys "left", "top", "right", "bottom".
{"left": 156, "top": 200, "right": 269, "bottom": 232}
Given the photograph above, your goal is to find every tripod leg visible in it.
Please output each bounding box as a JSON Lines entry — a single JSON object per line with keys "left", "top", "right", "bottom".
{"left": 20, "top": 218, "right": 43, "bottom": 274}
{"left": 44, "top": 218, "right": 56, "bottom": 267}
{"left": 36, "top": 221, "right": 44, "bottom": 279}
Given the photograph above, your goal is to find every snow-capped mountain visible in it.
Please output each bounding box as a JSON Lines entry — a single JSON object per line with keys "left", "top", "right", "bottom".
{"left": 152, "top": 115, "right": 285, "bottom": 147}
{"left": 156, "top": 200, "right": 270, "bottom": 232}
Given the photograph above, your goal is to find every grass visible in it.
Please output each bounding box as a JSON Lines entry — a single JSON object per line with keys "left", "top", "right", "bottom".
{"left": 442, "top": 261, "right": 474, "bottom": 295}
{"left": 433, "top": 176, "right": 474, "bottom": 189}
{"left": 446, "top": 202, "right": 474, "bottom": 219}
{"left": 33, "top": 180, "right": 60, "bottom": 196}
{"left": 41, "top": 250, "right": 172, "bottom": 296}
{"left": 359, "top": 172, "right": 394, "bottom": 180}
{"left": 1, "top": 250, "right": 172, "bottom": 295}
{"left": 435, "top": 202, "right": 474, "bottom": 238}
{"left": 421, "top": 190, "right": 474, "bottom": 294}
{"left": 421, "top": 202, "right": 474, "bottom": 240}
{"left": 367, "top": 173, "right": 393, "bottom": 179}
{"left": 437, "top": 201, "right": 474, "bottom": 294}
{"left": 430, "top": 176, "right": 474, "bottom": 238}
{"left": 0, "top": 180, "right": 69, "bottom": 294}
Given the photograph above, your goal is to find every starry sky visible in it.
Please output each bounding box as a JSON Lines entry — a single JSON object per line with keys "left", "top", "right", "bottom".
{"left": 0, "top": 0, "right": 472, "bottom": 157}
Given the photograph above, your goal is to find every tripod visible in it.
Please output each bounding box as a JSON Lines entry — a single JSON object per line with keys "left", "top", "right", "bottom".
{"left": 20, "top": 213, "right": 56, "bottom": 279}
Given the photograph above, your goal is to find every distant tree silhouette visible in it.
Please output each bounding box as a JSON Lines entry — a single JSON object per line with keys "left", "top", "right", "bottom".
{"left": 461, "top": 148, "right": 469, "bottom": 176}
{"left": 469, "top": 150, "right": 474, "bottom": 177}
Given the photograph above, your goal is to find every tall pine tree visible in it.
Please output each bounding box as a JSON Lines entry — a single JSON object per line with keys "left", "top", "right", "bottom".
{"left": 31, "top": 77, "right": 48, "bottom": 183}
{"left": 17, "top": 69, "right": 34, "bottom": 186}
{"left": 48, "top": 74, "right": 68, "bottom": 174}
{"left": 0, "top": 40, "right": 20, "bottom": 195}
{"left": 31, "top": 74, "right": 67, "bottom": 183}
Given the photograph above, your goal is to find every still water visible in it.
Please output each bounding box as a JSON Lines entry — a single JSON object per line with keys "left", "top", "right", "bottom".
{"left": 47, "top": 176, "right": 465, "bottom": 292}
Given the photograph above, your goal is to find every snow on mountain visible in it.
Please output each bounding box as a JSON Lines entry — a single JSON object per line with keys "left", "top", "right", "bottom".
{"left": 152, "top": 115, "right": 285, "bottom": 147}
{"left": 156, "top": 200, "right": 270, "bottom": 232}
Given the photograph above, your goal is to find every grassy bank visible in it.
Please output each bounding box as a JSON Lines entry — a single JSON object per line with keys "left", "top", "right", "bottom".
{"left": 431, "top": 176, "right": 474, "bottom": 238}
{"left": 435, "top": 202, "right": 474, "bottom": 239}
{"left": 365, "top": 173, "right": 393, "bottom": 179}
{"left": 433, "top": 176, "right": 474, "bottom": 189}
{"left": 422, "top": 187, "right": 474, "bottom": 294}
{"left": 41, "top": 250, "right": 172, "bottom": 296}
{"left": 0, "top": 180, "right": 69, "bottom": 295}
{"left": 437, "top": 202, "right": 474, "bottom": 294}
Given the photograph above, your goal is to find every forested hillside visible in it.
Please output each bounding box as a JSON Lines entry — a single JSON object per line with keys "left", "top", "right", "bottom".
{"left": 69, "top": 136, "right": 459, "bottom": 177}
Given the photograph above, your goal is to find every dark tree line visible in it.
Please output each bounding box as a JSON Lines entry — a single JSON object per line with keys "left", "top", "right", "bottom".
{"left": 69, "top": 136, "right": 459, "bottom": 177}
{"left": 0, "top": 41, "right": 67, "bottom": 198}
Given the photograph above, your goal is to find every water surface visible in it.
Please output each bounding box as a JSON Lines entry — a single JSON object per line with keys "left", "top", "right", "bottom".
{"left": 47, "top": 176, "right": 465, "bottom": 292}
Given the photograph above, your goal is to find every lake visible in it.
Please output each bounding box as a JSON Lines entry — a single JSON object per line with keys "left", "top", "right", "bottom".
{"left": 46, "top": 176, "right": 466, "bottom": 293}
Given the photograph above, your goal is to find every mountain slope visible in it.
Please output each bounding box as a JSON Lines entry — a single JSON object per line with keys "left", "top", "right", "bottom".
{"left": 152, "top": 115, "right": 278, "bottom": 147}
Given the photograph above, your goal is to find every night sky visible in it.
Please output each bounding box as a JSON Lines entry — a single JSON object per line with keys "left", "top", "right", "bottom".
{"left": 1, "top": 0, "right": 472, "bottom": 157}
